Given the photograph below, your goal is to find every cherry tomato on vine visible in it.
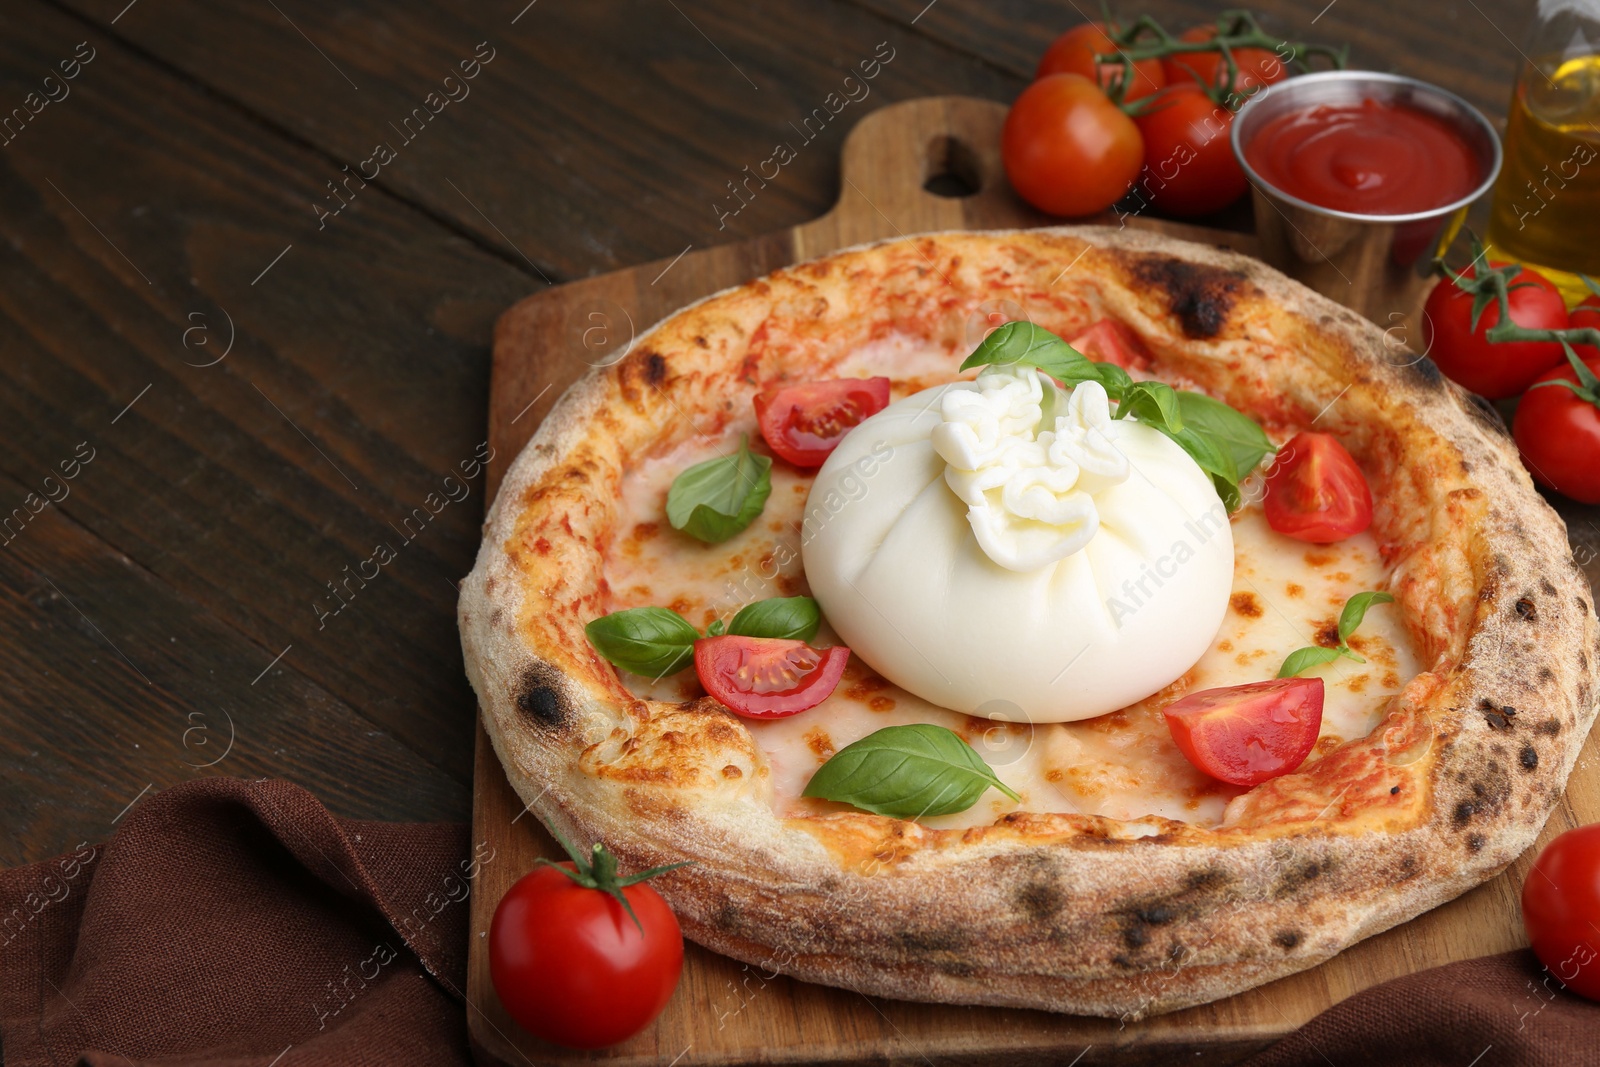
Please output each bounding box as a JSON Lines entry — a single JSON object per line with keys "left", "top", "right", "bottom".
{"left": 1570, "top": 294, "right": 1600, "bottom": 360}
{"left": 1263, "top": 432, "right": 1373, "bottom": 543}
{"left": 1132, "top": 84, "right": 1249, "bottom": 216}
{"left": 1522, "top": 824, "right": 1600, "bottom": 1002}
{"left": 1162, "top": 26, "right": 1287, "bottom": 97}
{"left": 1513, "top": 350, "right": 1600, "bottom": 504}
{"left": 1002, "top": 73, "right": 1145, "bottom": 217}
{"left": 1036, "top": 22, "right": 1165, "bottom": 103}
{"left": 1163, "top": 677, "right": 1324, "bottom": 786}
{"left": 490, "top": 837, "right": 685, "bottom": 1049}
{"left": 1421, "top": 263, "right": 1570, "bottom": 399}
{"left": 754, "top": 377, "right": 890, "bottom": 468}
{"left": 695, "top": 636, "right": 850, "bottom": 718}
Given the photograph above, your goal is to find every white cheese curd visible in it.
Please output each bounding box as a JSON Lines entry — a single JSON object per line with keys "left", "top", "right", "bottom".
{"left": 801, "top": 366, "right": 1235, "bottom": 723}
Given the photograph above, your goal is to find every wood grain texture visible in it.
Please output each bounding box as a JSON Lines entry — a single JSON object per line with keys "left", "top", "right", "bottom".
{"left": 468, "top": 95, "right": 1600, "bottom": 1066}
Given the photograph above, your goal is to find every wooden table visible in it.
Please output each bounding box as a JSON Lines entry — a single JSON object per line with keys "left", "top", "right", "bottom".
{"left": 3, "top": 0, "right": 1591, "bottom": 878}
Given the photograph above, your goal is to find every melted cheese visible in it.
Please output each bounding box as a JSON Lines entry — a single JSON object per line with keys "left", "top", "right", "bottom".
{"left": 603, "top": 334, "right": 1419, "bottom": 830}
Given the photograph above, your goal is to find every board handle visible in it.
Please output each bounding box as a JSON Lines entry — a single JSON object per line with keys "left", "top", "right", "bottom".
{"left": 793, "top": 96, "right": 1045, "bottom": 257}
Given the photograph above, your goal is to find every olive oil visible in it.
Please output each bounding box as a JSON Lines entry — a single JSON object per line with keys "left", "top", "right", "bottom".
{"left": 1486, "top": 54, "right": 1600, "bottom": 305}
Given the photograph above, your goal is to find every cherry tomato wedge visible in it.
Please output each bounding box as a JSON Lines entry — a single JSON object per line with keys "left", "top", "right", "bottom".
{"left": 1163, "top": 677, "right": 1325, "bottom": 786}
{"left": 1421, "top": 263, "right": 1569, "bottom": 399}
{"left": 1162, "top": 26, "right": 1286, "bottom": 97}
{"left": 754, "top": 377, "right": 890, "bottom": 468}
{"left": 694, "top": 636, "right": 850, "bottom": 718}
{"left": 1513, "top": 351, "right": 1600, "bottom": 504}
{"left": 1522, "top": 824, "right": 1600, "bottom": 1002}
{"left": 1263, "top": 431, "right": 1374, "bottom": 544}
{"left": 1069, "top": 318, "right": 1151, "bottom": 369}
{"left": 490, "top": 862, "right": 683, "bottom": 1049}
{"left": 1036, "top": 22, "right": 1165, "bottom": 103}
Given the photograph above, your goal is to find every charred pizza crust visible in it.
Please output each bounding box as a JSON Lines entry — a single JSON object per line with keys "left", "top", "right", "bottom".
{"left": 459, "top": 227, "right": 1600, "bottom": 1017}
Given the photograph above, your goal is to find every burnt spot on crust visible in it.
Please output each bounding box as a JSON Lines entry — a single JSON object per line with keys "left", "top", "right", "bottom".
{"left": 1453, "top": 763, "right": 1513, "bottom": 828}
{"left": 1480, "top": 701, "right": 1517, "bottom": 730}
{"left": 1537, "top": 718, "right": 1562, "bottom": 736}
{"left": 1274, "top": 858, "right": 1331, "bottom": 898}
{"left": 1520, "top": 744, "right": 1539, "bottom": 771}
{"left": 1453, "top": 800, "right": 1476, "bottom": 827}
{"left": 1405, "top": 356, "right": 1444, "bottom": 389}
{"left": 515, "top": 665, "right": 569, "bottom": 731}
{"left": 1016, "top": 880, "right": 1064, "bottom": 923}
{"left": 1467, "top": 833, "right": 1486, "bottom": 853}
{"left": 1461, "top": 390, "right": 1511, "bottom": 436}
{"left": 1128, "top": 256, "right": 1246, "bottom": 338}
{"left": 1114, "top": 866, "right": 1234, "bottom": 950}
{"left": 1515, "top": 598, "right": 1538, "bottom": 621}
{"left": 1540, "top": 579, "right": 1558, "bottom": 597}
{"left": 644, "top": 351, "right": 667, "bottom": 386}
{"left": 1273, "top": 930, "right": 1302, "bottom": 950}
{"left": 896, "top": 927, "right": 979, "bottom": 974}
{"left": 617, "top": 348, "right": 669, "bottom": 401}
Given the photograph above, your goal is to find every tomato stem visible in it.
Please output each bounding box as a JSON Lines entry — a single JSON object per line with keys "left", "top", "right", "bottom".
{"left": 535, "top": 823, "right": 693, "bottom": 935}
{"left": 1095, "top": 8, "right": 1346, "bottom": 111}
{"left": 1434, "top": 234, "right": 1600, "bottom": 361}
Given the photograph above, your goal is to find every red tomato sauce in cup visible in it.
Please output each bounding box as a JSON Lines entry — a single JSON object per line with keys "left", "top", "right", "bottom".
{"left": 1243, "top": 97, "right": 1481, "bottom": 215}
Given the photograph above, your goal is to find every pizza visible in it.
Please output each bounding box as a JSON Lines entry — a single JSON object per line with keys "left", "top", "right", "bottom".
{"left": 459, "top": 227, "right": 1600, "bottom": 1018}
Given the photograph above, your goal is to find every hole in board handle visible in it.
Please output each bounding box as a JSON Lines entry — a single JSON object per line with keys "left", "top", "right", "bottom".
{"left": 923, "top": 135, "right": 982, "bottom": 199}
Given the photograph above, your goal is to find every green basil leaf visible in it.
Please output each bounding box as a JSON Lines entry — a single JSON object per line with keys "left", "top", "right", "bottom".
{"left": 1115, "top": 379, "right": 1184, "bottom": 431}
{"left": 728, "top": 596, "right": 821, "bottom": 641}
{"left": 1166, "top": 424, "right": 1241, "bottom": 511}
{"left": 706, "top": 618, "right": 727, "bottom": 637}
{"left": 666, "top": 435, "right": 772, "bottom": 543}
{"left": 1337, "top": 590, "right": 1395, "bottom": 645}
{"left": 1276, "top": 644, "right": 1345, "bottom": 679}
{"left": 959, "top": 320, "right": 1093, "bottom": 384}
{"left": 585, "top": 607, "right": 698, "bottom": 677}
{"left": 802, "top": 724, "right": 1021, "bottom": 819}
{"left": 1177, "top": 391, "right": 1276, "bottom": 481}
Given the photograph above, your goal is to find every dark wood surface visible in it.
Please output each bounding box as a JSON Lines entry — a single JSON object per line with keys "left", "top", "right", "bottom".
{"left": 5, "top": 0, "right": 1590, "bottom": 877}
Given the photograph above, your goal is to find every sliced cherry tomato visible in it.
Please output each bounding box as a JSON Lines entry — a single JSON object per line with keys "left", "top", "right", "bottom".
{"left": 694, "top": 636, "right": 850, "bottom": 718}
{"left": 490, "top": 855, "right": 683, "bottom": 1048}
{"left": 1002, "top": 73, "right": 1145, "bottom": 218}
{"left": 1036, "top": 22, "right": 1165, "bottom": 103}
{"left": 1163, "top": 677, "right": 1325, "bottom": 786}
{"left": 1513, "top": 351, "right": 1600, "bottom": 504}
{"left": 754, "top": 377, "right": 890, "bottom": 468}
{"left": 1263, "top": 431, "right": 1374, "bottom": 544}
{"left": 1421, "top": 263, "right": 1570, "bottom": 399}
{"left": 1522, "top": 824, "right": 1600, "bottom": 1002}
{"left": 1069, "top": 318, "right": 1151, "bottom": 369}
{"left": 1162, "top": 26, "right": 1287, "bottom": 98}
{"left": 1132, "top": 83, "right": 1248, "bottom": 217}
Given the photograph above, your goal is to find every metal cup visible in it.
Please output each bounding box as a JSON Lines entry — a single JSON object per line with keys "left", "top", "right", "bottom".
{"left": 1231, "top": 71, "right": 1502, "bottom": 328}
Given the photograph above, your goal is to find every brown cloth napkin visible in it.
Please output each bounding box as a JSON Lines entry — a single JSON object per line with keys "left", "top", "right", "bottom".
{"left": 0, "top": 777, "right": 472, "bottom": 1067}
{"left": 3, "top": 778, "right": 1597, "bottom": 1066}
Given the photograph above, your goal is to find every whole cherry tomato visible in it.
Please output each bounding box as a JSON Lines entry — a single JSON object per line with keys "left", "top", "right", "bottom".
{"left": 1132, "top": 84, "right": 1249, "bottom": 216}
{"left": 1263, "top": 432, "right": 1374, "bottom": 543}
{"left": 1036, "top": 22, "right": 1165, "bottom": 103}
{"left": 1513, "top": 350, "right": 1600, "bottom": 504}
{"left": 1570, "top": 294, "right": 1600, "bottom": 360}
{"left": 1522, "top": 824, "right": 1600, "bottom": 1002}
{"left": 1162, "top": 26, "right": 1287, "bottom": 98}
{"left": 1421, "top": 263, "right": 1570, "bottom": 399}
{"left": 1002, "top": 73, "right": 1145, "bottom": 217}
{"left": 754, "top": 377, "right": 890, "bottom": 468}
{"left": 1163, "top": 676, "right": 1325, "bottom": 786}
{"left": 490, "top": 839, "right": 685, "bottom": 1049}
{"left": 695, "top": 636, "right": 850, "bottom": 718}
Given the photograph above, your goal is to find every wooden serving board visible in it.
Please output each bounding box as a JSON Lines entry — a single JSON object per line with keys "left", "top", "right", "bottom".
{"left": 467, "top": 96, "right": 1600, "bottom": 1067}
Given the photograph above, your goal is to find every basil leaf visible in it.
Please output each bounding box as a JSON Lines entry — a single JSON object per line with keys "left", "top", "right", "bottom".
{"left": 728, "top": 596, "right": 821, "bottom": 641}
{"left": 1115, "top": 379, "right": 1184, "bottom": 431}
{"left": 1167, "top": 424, "right": 1241, "bottom": 511}
{"left": 1276, "top": 645, "right": 1345, "bottom": 679}
{"left": 1338, "top": 590, "right": 1394, "bottom": 645}
{"left": 706, "top": 618, "right": 727, "bottom": 637}
{"left": 585, "top": 607, "right": 698, "bottom": 677}
{"left": 802, "top": 724, "right": 1021, "bottom": 819}
{"left": 1176, "top": 391, "right": 1275, "bottom": 481}
{"left": 666, "top": 435, "right": 772, "bottom": 543}
{"left": 959, "top": 320, "right": 1093, "bottom": 383}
